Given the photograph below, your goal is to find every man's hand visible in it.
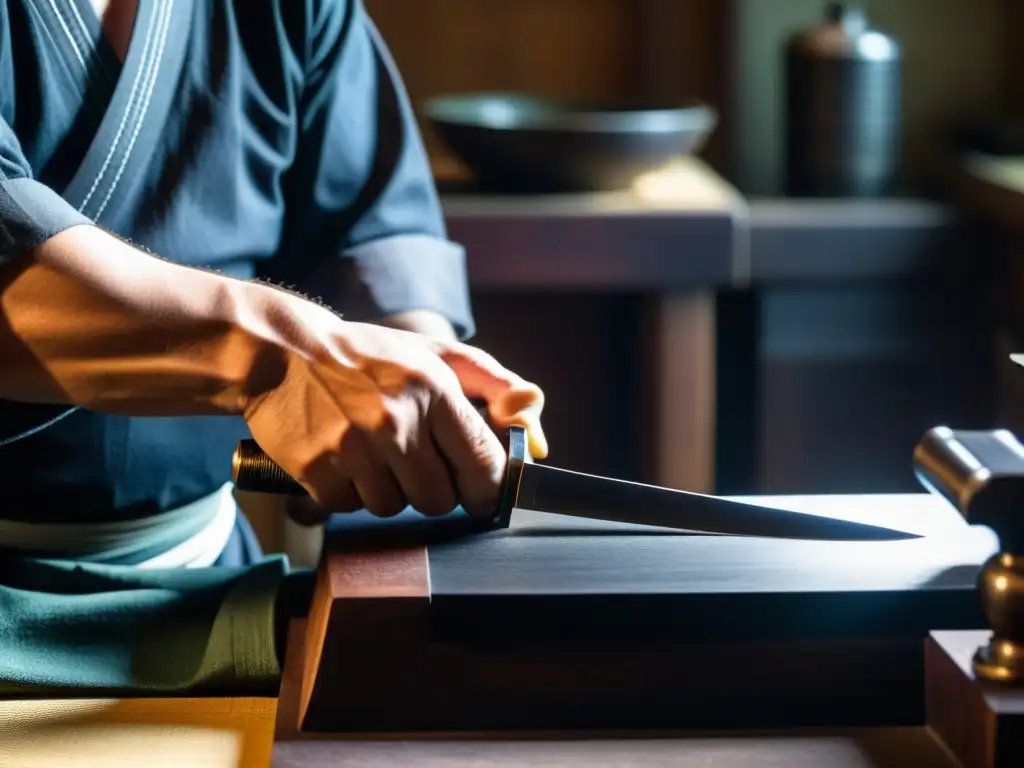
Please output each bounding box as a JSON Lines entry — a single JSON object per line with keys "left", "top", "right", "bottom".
{"left": 379, "top": 308, "right": 546, "bottom": 455}
{"left": 242, "top": 296, "right": 546, "bottom": 522}
{"left": 282, "top": 308, "right": 547, "bottom": 527}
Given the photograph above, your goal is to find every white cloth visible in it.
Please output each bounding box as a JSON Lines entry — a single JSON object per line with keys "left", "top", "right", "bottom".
{"left": 137, "top": 484, "right": 238, "bottom": 569}
{"left": 0, "top": 483, "right": 237, "bottom": 568}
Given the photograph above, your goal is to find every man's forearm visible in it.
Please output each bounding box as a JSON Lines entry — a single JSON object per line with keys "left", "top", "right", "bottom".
{"left": 0, "top": 225, "right": 296, "bottom": 416}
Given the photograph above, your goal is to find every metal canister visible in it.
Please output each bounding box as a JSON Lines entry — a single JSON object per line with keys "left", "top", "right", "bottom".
{"left": 784, "top": 3, "right": 900, "bottom": 197}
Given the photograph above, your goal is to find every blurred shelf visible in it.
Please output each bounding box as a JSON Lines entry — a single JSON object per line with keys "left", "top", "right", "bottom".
{"left": 953, "top": 153, "right": 1024, "bottom": 235}
{"left": 444, "top": 159, "right": 745, "bottom": 291}
{"left": 441, "top": 159, "right": 968, "bottom": 289}
{"left": 745, "top": 198, "right": 969, "bottom": 283}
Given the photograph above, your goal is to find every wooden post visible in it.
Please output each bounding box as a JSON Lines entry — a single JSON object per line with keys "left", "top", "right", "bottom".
{"left": 927, "top": 631, "right": 1024, "bottom": 768}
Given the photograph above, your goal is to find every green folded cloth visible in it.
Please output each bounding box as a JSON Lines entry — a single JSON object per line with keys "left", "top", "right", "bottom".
{"left": 0, "top": 556, "right": 291, "bottom": 698}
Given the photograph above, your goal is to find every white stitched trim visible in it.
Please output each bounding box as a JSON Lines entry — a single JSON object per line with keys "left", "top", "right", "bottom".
{"left": 94, "top": 0, "right": 172, "bottom": 218}
{"left": 42, "top": 0, "right": 87, "bottom": 73}
{"left": 26, "top": 1, "right": 173, "bottom": 217}
{"left": 79, "top": 0, "right": 161, "bottom": 213}
{"left": 63, "top": 0, "right": 115, "bottom": 81}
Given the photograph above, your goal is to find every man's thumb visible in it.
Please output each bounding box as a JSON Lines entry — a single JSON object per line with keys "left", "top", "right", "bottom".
{"left": 438, "top": 344, "right": 549, "bottom": 459}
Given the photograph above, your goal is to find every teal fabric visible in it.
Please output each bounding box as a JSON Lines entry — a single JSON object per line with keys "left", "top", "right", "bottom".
{"left": 0, "top": 556, "right": 289, "bottom": 697}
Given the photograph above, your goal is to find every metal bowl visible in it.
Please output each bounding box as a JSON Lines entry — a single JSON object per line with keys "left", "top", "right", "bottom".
{"left": 424, "top": 92, "right": 718, "bottom": 194}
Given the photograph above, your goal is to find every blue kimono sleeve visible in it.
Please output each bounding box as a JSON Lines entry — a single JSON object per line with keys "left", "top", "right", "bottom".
{"left": 281, "top": 0, "right": 475, "bottom": 339}
{"left": 0, "top": 118, "right": 91, "bottom": 264}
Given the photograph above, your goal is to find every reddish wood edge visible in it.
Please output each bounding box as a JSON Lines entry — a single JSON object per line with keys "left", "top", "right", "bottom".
{"left": 297, "top": 560, "right": 333, "bottom": 731}
{"left": 926, "top": 630, "right": 1024, "bottom": 768}
{"left": 297, "top": 545, "right": 431, "bottom": 732}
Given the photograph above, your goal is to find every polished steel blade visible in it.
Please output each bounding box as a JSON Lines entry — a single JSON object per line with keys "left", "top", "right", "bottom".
{"left": 512, "top": 463, "right": 920, "bottom": 540}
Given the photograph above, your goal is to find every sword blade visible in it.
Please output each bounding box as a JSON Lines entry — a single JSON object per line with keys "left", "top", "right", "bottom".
{"left": 514, "top": 463, "right": 920, "bottom": 541}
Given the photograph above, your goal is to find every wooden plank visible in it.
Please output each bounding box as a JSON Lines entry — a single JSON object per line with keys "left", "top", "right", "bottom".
{"left": 368, "top": 0, "right": 733, "bottom": 173}
{"left": 366, "top": 0, "right": 639, "bottom": 163}
{"left": 1004, "top": 0, "right": 1024, "bottom": 111}
{"left": 642, "top": 290, "right": 717, "bottom": 491}
{"left": 0, "top": 697, "right": 276, "bottom": 767}
{"left": 274, "top": 729, "right": 958, "bottom": 768}
{"left": 633, "top": 0, "right": 733, "bottom": 172}
{"left": 927, "top": 631, "right": 1024, "bottom": 768}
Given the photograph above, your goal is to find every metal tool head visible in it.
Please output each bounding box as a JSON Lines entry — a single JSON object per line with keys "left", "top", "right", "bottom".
{"left": 913, "top": 426, "right": 1024, "bottom": 549}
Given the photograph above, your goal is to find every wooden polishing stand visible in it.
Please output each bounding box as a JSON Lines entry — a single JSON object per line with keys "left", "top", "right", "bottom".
{"left": 291, "top": 525, "right": 949, "bottom": 736}
{"left": 915, "top": 428, "right": 1024, "bottom": 768}
{"left": 279, "top": 438, "right": 1011, "bottom": 739}
{"left": 281, "top": 426, "right": 1024, "bottom": 752}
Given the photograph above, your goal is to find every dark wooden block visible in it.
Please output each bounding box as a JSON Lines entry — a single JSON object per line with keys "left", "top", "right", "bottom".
{"left": 297, "top": 542, "right": 431, "bottom": 731}
{"left": 278, "top": 624, "right": 961, "bottom": 766}
{"left": 926, "top": 630, "right": 1024, "bottom": 768}
{"left": 295, "top": 495, "right": 994, "bottom": 735}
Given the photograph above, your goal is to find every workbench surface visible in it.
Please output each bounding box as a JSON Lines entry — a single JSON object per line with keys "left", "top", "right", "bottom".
{"left": 272, "top": 729, "right": 958, "bottom": 767}
{"left": 0, "top": 494, "right": 989, "bottom": 766}
{"left": 322, "top": 493, "right": 995, "bottom": 641}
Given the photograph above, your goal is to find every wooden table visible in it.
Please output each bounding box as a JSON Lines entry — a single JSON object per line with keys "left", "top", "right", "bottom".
{"left": 0, "top": 494, "right": 994, "bottom": 766}
{"left": 273, "top": 729, "right": 959, "bottom": 767}
{"left": 0, "top": 696, "right": 277, "bottom": 767}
